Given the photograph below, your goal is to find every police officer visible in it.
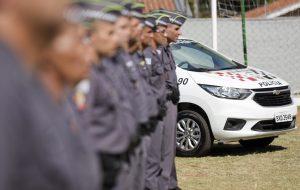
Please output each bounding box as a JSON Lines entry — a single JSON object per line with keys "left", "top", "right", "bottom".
{"left": 64, "top": 3, "right": 98, "bottom": 115}
{"left": 121, "top": 1, "right": 160, "bottom": 135}
{"left": 0, "top": 0, "right": 101, "bottom": 189}
{"left": 154, "top": 10, "right": 187, "bottom": 190}
{"left": 140, "top": 15, "right": 163, "bottom": 122}
{"left": 80, "top": 2, "right": 139, "bottom": 190}
{"left": 42, "top": 8, "right": 103, "bottom": 188}
{"left": 99, "top": 3, "right": 146, "bottom": 190}
{"left": 143, "top": 13, "right": 171, "bottom": 190}
{"left": 121, "top": 3, "right": 161, "bottom": 190}
{"left": 102, "top": 2, "right": 155, "bottom": 189}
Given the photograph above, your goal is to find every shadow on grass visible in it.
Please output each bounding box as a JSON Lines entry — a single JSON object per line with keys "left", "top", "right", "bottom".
{"left": 176, "top": 144, "right": 287, "bottom": 158}
{"left": 208, "top": 143, "right": 286, "bottom": 157}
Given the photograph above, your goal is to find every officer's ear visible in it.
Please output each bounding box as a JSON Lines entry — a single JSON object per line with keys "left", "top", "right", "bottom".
{"left": 164, "top": 32, "right": 168, "bottom": 37}
{"left": 89, "top": 22, "right": 98, "bottom": 43}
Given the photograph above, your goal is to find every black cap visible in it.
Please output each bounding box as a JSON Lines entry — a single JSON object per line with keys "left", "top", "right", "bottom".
{"left": 130, "top": 2, "right": 145, "bottom": 18}
{"left": 95, "top": 0, "right": 132, "bottom": 17}
{"left": 150, "top": 13, "right": 171, "bottom": 27}
{"left": 153, "top": 9, "right": 187, "bottom": 26}
{"left": 110, "top": 0, "right": 145, "bottom": 19}
{"left": 65, "top": 2, "right": 121, "bottom": 23}
{"left": 143, "top": 15, "right": 157, "bottom": 31}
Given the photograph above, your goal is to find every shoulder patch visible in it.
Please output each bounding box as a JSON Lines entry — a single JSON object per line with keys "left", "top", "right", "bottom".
{"left": 139, "top": 60, "right": 146, "bottom": 66}
{"left": 126, "top": 61, "right": 134, "bottom": 67}
{"left": 145, "top": 58, "right": 152, "bottom": 65}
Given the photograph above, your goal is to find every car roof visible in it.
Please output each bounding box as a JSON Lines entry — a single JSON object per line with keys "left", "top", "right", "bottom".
{"left": 174, "top": 37, "right": 210, "bottom": 50}
{"left": 173, "top": 37, "right": 237, "bottom": 64}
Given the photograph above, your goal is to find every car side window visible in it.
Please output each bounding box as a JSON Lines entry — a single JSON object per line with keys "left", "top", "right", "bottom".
{"left": 188, "top": 47, "right": 214, "bottom": 69}
{"left": 172, "top": 45, "right": 215, "bottom": 70}
{"left": 171, "top": 41, "right": 242, "bottom": 72}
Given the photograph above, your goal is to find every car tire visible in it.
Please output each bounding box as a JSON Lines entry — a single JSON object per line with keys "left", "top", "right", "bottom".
{"left": 176, "top": 110, "right": 212, "bottom": 157}
{"left": 239, "top": 137, "right": 275, "bottom": 149}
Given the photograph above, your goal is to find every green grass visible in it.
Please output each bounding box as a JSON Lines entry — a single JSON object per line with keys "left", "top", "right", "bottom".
{"left": 177, "top": 108, "right": 300, "bottom": 190}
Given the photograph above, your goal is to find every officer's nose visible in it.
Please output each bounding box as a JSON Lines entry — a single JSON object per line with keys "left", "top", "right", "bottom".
{"left": 86, "top": 47, "right": 97, "bottom": 66}
{"left": 112, "top": 34, "right": 119, "bottom": 48}
{"left": 178, "top": 29, "right": 182, "bottom": 36}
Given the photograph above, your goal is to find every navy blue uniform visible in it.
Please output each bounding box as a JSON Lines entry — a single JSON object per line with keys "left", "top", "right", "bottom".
{"left": 117, "top": 51, "right": 150, "bottom": 129}
{"left": 111, "top": 50, "right": 159, "bottom": 190}
{"left": 143, "top": 46, "right": 168, "bottom": 190}
{"left": 86, "top": 63, "right": 133, "bottom": 154}
{"left": 132, "top": 51, "right": 159, "bottom": 120}
{"left": 0, "top": 42, "right": 100, "bottom": 190}
{"left": 163, "top": 45, "right": 180, "bottom": 103}
{"left": 86, "top": 57, "right": 139, "bottom": 190}
{"left": 86, "top": 60, "right": 139, "bottom": 147}
{"left": 102, "top": 57, "right": 139, "bottom": 146}
{"left": 160, "top": 46, "right": 179, "bottom": 190}
{"left": 143, "top": 47, "right": 168, "bottom": 115}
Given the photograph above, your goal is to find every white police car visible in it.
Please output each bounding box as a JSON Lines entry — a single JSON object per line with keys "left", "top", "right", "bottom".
{"left": 171, "top": 39, "right": 298, "bottom": 157}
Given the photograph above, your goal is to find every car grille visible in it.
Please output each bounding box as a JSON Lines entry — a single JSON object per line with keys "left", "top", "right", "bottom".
{"left": 252, "top": 117, "right": 296, "bottom": 132}
{"left": 252, "top": 86, "right": 292, "bottom": 107}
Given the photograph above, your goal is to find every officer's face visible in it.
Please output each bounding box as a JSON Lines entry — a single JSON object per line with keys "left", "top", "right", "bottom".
{"left": 84, "top": 42, "right": 97, "bottom": 70}
{"left": 114, "top": 16, "right": 131, "bottom": 48}
{"left": 130, "top": 17, "right": 143, "bottom": 40}
{"left": 166, "top": 23, "right": 181, "bottom": 43}
{"left": 154, "top": 25, "right": 168, "bottom": 46}
{"left": 46, "top": 23, "right": 93, "bottom": 87}
{"left": 3, "top": 0, "right": 68, "bottom": 29}
{"left": 91, "top": 21, "right": 118, "bottom": 57}
{"left": 141, "top": 27, "right": 153, "bottom": 46}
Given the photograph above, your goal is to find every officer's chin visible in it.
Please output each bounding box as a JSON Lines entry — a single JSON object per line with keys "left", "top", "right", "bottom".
{"left": 174, "top": 36, "right": 179, "bottom": 42}
{"left": 168, "top": 37, "right": 177, "bottom": 44}
{"left": 162, "top": 40, "right": 169, "bottom": 46}
{"left": 106, "top": 50, "right": 117, "bottom": 58}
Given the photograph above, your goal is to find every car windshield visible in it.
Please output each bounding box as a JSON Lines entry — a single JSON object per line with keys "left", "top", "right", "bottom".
{"left": 171, "top": 40, "right": 247, "bottom": 72}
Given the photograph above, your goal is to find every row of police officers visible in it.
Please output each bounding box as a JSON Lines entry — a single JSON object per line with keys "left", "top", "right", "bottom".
{"left": 0, "top": 0, "right": 187, "bottom": 190}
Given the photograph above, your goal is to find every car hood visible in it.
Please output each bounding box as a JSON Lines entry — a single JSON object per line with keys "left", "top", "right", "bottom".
{"left": 186, "top": 67, "right": 289, "bottom": 89}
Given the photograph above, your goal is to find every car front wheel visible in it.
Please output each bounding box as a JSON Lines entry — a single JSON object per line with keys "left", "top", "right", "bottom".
{"left": 176, "top": 110, "right": 212, "bottom": 157}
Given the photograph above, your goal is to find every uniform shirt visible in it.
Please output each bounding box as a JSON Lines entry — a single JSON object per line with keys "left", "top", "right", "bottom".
{"left": 66, "top": 94, "right": 97, "bottom": 159}
{"left": 143, "top": 46, "right": 167, "bottom": 107}
{"left": 117, "top": 51, "right": 149, "bottom": 124}
{"left": 161, "top": 45, "right": 178, "bottom": 90}
{"left": 86, "top": 59, "right": 137, "bottom": 154}
{"left": 0, "top": 42, "right": 100, "bottom": 190}
{"left": 131, "top": 51, "right": 158, "bottom": 118}
{"left": 102, "top": 57, "right": 138, "bottom": 142}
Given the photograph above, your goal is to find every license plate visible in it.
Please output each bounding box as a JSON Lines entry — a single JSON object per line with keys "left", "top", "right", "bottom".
{"left": 274, "top": 113, "right": 293, "bottom": 123}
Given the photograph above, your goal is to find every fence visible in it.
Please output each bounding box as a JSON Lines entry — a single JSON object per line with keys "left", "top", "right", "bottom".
{"left": 181, "top": 17, "right": 300, "bottom": 93}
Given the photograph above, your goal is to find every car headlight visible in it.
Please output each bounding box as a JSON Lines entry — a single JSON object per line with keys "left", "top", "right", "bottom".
{"left": 199, "top": 84, "right": 252, "bottom": 100}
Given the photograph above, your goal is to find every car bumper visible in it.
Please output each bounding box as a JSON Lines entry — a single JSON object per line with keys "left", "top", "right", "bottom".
{"left": 207, "top": 95, "right": 298, "bottom": 142}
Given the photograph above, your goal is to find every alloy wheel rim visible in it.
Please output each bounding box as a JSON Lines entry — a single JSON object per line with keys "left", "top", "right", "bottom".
{"left": 176, "top": 118, "right": 202, "bottom": 151}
